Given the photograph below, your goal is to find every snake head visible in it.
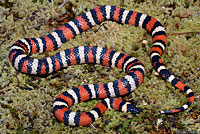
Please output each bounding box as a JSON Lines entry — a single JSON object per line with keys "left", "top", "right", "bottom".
{"left": 126, "top": 104, "right": 140, "bottom": 114}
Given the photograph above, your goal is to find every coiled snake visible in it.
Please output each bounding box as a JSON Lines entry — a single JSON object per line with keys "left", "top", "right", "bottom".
{"left": 9, "top": 5, "right": 194, "bottom": 126}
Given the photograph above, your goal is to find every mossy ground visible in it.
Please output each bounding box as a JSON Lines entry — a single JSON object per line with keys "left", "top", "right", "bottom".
{"left": 0, "top": 0, "right": 200, "bottom": 133}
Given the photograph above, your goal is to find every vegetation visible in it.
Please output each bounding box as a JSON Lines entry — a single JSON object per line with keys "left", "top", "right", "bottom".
{"left": 0, "top": 0, "right": 199, "bottom": 133}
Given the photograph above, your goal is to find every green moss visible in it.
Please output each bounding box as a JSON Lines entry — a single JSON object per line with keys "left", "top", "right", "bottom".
{"left": 0, "top": 0, "right": 200, "bottom": 133}
{"left": 184, "top": 2, "right": 190, "bottom": 8}
{"left": 32, "top": 0, "right": 44, "bottom": 3}
{"left": 0, "top": 56, "right": 4, "bottom": 61}
{"left": 0, "top": 0, "right": 14, "bottom": 8}
{"left": 148, "top": 41, "right": 153, "bottom": 47}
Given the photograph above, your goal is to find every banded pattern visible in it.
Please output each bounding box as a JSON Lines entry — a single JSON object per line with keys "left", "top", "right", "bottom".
{"left": 9, "top": 5, "right": 194, "bottom": 126}
{"left": 52, "top": 47, "right": 145, "bottom": 126}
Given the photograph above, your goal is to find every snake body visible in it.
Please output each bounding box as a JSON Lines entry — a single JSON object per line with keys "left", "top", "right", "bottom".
{"left": 9, "top": 5, "right": 194, "bottom": 126}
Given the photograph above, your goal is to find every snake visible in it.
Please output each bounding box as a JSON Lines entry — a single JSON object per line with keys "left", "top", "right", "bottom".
{"left": 9, "top": 5, "right": 194, "bottom": 126}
